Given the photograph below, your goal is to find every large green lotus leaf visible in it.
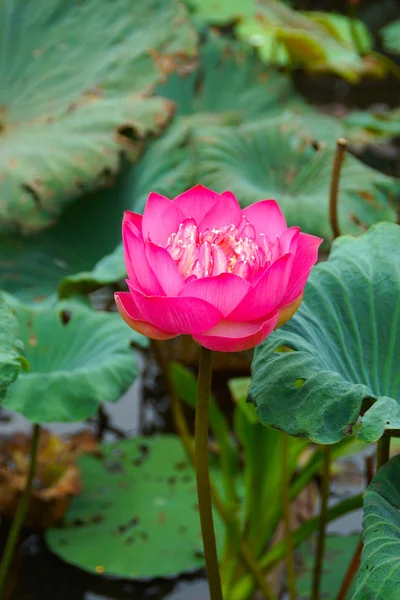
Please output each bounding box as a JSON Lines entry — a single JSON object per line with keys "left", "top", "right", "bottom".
{"left": 156, "top": 33, "right": 296, "bottom": 118}
{"left": 250, "top": 223, "right": 400, "bottom": 444}
{"left": 297, "top": 534, "right": 360, "bottom": 599}
{"left": 2, "top": 298, "right": 144, "bottom": 423}
{"left": 353, "top": 455, "right": 400, "bottom": 599}
{"left": 0, "top": 293, "right": 25, "bottom": 396}
{"left": 381, "top": 19, "right": 400, "bottom": 53}
{"left": 46, "top": 435, "right": 224, "bottom": 579}
{"left": 195, "top": 117, "right": 398, "bottom": 244}
{"left": 0, "top": 126, "right": 194, "bottom": 302}
{"left": 1, "top": 34, "right": 295, "bottom": 302}
{"left": 0, "top": 0, "right": 197, "bottom": 232}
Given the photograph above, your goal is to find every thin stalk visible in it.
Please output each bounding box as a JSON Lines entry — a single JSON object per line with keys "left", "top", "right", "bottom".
{"left": 329, "top": 138, "right": 348, "bottom": 240}
{"left": 376, "top": 436, "right": 391, "bottom": 472}
{"left": 282, "top": 433, "right": 296, "bottom": 600}
{"left": 167, "top": 350, "right": 276, "bottom": 600}
{"left": 194, "top": 346, "right": 223, "bottom": 600}
{"left": 311, "top": 445, "right": 331, "bottom": 600}
{"left": 335, "top": 539, "right": 363, "bottom": 600}
{"left": 0, "top": 423, "right": 40, "bottom": 596}
{"left": 335, "top": 453, "right": 374, "bottom": 600}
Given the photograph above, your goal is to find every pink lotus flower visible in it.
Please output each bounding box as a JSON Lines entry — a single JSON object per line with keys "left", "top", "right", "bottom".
{"left": 115, "top": 185, "right": 322, "bottom": 352}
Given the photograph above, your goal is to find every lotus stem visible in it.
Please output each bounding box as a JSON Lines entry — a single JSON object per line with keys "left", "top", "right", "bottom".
{"left": 154, "top": 340, "right": 277, "bottom": 600}
{"left": 335, "top": 538, "right": 363, "bottom": 600}
{"left": 329, "top": 138, "right": 348, "bottom": 240}
{"left": 282, "top": 433, "right": 296, "bottom": 600}
{"left": 195, "top": 346, "right": 223, "bottom": 600}
{"left": 0, "top": 423, "right": 40, "bottom": 597}
{"left": 376, "top": 436, "right": 391, "bottom": 472}
{"left": 336, "top": 452, "right": 373, "bottom": 600}
{"left": 311, "top": 445, "right": 331, "bottom": 600}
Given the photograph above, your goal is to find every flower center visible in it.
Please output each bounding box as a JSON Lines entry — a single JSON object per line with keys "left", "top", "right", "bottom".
{"left": 166, "top": 215, "right": 272, "bottom": 280}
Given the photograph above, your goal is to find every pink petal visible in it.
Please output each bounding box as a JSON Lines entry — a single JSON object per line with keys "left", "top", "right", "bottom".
{"left": 127, "top": 282, "right": 222, "bottom": 335}
{"left": 199, "top": 191, "right": 242, "bottom": 233}
{"left": 180, "top": 273, "right": 250, "bottom": 317}
{"left": 142, "top": 192, "right": 186, "bottom": 246}
{"left": 115, "top": 292, "right": 177, "bottom": 340}
{"left": 228, "top": 254, "right": 292, "bottom": 321}
{"left": 193, "top": 311, "right": 279, "bottom": 352}
{"left": 276, "top": 226, "right": 300, "bottom": 255}
{"left": 243, "top": 200, "right": 287, "bottom": 244}
{"left": 145, "top": 241, "right": 184, "bottom": 296}
{"left": 123, "top": 229, "right": 163, "bottom": 295}
{"left": 172, "top": 184, "right": 220, "bottom": 224}
{"left": 281, "top": 233, "right": 323, "bottom": 305}
{"left": 123, "top": 211, "right": 143, "bottom": 237}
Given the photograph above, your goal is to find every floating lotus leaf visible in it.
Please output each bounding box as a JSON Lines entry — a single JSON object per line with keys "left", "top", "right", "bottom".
{"left": 353, "top": 455, "right": 400, "bottom": 599}
{"left": 46, "top": 435, "right": 224, "bottom": 579}
{"left": 2, "top": 299, "right": 144, "bottom": 423}
{"left": 250, "top": 223, "right": 400, "bottom": 444}
{"left": 0, "top": 0, "right": 197, "bottom": 231}
{"left": 195, "top": 117, "right": 398, "bottom": 243}
{"left": 0, "top": 293, "right": 25, "bottom": 396}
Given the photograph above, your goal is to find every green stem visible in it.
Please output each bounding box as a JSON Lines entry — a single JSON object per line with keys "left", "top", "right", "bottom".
{"left": 282, "top": 433, "right": 296, "bottom": 600}
{"left": 311, "top": 445, "right": 331, "bottom": 600}
{"left": 376, "top": 436, "right": 391, "bottom": 472}
{"left": 195, "top": 346, "right": 223, "bottom": 600}
{"left": 159, "top": 343, "right": 276, "bottom": 600}
{"left": 0, "top": 423, "right": 40, "bottom": 596}
{"left": 171, "top": 387, "right": 276, "bottom": 600}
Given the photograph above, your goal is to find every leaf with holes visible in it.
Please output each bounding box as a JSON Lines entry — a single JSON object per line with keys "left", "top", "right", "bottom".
{"left": 0, "top": 0, "right": 197, "bottom": 231}
{"left": 46, "top": 435, "right": 224, "bottom": 579}
{"left": 2, "top": 298, "right": 144, "bottom": 423}
{"left": 195, "top": 117, "right": 398, "bottom": 244}
{"left": 250, "top": 223, "right": 400, "bottom": 444}
{"left": 0, "top": 293, "right": 25, "bottom": 397}
{"left": 353, "top": 455, "right": 400, "bottom": 599}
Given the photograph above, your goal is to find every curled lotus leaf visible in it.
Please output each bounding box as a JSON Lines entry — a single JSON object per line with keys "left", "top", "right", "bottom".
{"left": 2, "top": 298, "right": 145, "bottom": 423}
{"left": 250, "top": 223, "right": 400, "bottom": 444}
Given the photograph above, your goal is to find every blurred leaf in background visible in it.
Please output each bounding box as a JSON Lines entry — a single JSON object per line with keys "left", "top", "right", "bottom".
{"left": 0, "top": 0, "right": 197, "bottom": 231}
{"left": 0, "top": 293, "right": 25, "bottom": 397}
{"left": 186, "top": 0, "right": 383, "bottom": 81}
